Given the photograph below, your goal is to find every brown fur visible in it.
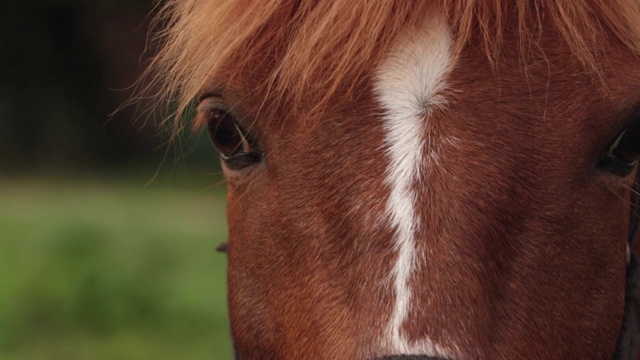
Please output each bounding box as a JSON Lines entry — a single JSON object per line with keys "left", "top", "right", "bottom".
{"left": 143, "top": 1, "right": 640, "bottom": 359}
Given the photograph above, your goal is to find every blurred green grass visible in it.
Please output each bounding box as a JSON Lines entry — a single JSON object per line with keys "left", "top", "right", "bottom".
{"left": 0, "top": 175, "right": 232, "bottom": 360}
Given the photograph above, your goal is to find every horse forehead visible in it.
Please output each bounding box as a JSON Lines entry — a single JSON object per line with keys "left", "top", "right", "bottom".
{"left": 374, "top": 15, "right": 453, "bottom": 118}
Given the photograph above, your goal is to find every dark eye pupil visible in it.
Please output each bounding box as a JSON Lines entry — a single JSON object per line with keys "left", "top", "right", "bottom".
{"left": 208, "top": 112, "right": 248, "bottom": 159}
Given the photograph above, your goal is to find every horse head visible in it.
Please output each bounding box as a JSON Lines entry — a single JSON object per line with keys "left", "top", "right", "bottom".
{"left": 146, "top": 1, "right": 640, "bottom": 358}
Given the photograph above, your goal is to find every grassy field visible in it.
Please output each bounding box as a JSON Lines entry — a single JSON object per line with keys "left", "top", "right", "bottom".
{"left": 0, "top": 175, "right": 232, "bottom": 360}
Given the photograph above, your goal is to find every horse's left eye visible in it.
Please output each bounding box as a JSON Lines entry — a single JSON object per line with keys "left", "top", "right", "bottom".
{"left": 598, "top": 117, "right": 640, "bottom": 177}
{"left": 200, "top": 105, "right": 261, "bottom": 170}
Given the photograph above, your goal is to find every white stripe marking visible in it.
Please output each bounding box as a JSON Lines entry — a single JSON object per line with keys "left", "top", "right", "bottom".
{"left": 374, "top": 14, "right": 454, "bottom": 356}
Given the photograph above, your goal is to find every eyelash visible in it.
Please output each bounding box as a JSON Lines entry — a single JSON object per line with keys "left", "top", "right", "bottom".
{"left": 597, "top": 114, "right": 640, "bottom": 177}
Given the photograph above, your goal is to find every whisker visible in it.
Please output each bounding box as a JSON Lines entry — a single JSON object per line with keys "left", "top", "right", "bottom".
{"left": 623, "top": 183, "right": 640, "bottom": 197}
{"left": 205, "top": 176, "right": 227, "bottom": 190}
{"left": 606, "top": 185, "right": 633, "bottom": 209}
{"left": 621, "top": 183, "right": 640, "bottom": 220}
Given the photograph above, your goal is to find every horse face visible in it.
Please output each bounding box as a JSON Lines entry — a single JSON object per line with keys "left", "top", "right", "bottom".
{"left": 158, "top": 2, "right": 640, "bottom": 359}
{"left": 203, "top": 31, "right": 640, "bottom": 358}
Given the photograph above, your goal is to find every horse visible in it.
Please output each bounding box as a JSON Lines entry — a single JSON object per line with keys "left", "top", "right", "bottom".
{"left": 144, "top": 1, "right": 640, "bottom": 358}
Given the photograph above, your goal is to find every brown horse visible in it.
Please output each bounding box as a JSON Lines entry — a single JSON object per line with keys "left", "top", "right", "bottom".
{"left": 145, "top": 1, "right": 640, "bottom": 359}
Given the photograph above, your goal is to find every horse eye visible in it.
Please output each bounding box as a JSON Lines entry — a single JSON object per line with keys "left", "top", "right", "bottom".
{"left": 205, "top": 109, "right": 261, "bottom": 170}
{"left": 598, "top": 118, "right": 639, "bottom": 177}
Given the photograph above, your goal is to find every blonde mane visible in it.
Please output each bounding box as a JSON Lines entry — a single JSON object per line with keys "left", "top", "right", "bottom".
{"left": 143, "top": 0, "right": 640, "bottom": 129}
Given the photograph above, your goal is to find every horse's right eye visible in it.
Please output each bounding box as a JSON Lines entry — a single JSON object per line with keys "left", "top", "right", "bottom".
{"left": 598, "top": 115, "right": 639, "bottom": 177}
{"left": 200, "top": 105, "right": 261, "bottom": 170}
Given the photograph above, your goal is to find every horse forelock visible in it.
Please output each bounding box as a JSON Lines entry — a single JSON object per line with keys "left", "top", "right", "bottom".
{"left": 144, "top": 0, "right": 640, "bottom": 131}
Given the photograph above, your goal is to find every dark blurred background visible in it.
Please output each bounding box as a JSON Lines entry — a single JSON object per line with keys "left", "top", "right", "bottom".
{"left": 0, "top": 1, "right": 231, "bottom": 359}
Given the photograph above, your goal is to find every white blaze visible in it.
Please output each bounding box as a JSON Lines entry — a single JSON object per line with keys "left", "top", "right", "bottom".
{"left": 374, "top": 14, "right": 454, "bottom": 355}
